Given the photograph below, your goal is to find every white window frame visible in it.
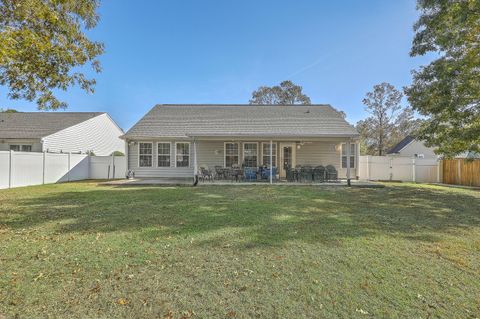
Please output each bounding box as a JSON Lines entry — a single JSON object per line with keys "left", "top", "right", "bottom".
{"left": 243, "top": 142, "right": 259, "bottom": 168}
{"left": 175, "top": 142, "right": 190, "bottom": 168}
{"left": 224, "top": 142, "right": 240, "bottom": 168}
{"left": 261, "top": 142, "right": 277, "bottom": 167}
{"left": 138, "top": 142, "right": 153, "bottom": 168}
{"left": 9, "top": 144, "right": 33, "bottom": 152}
{"left": 341, "top": 143, "right": 356, "bottom": 169}
{"left": 156, "top": 142, "right": 171, "bottom": 167}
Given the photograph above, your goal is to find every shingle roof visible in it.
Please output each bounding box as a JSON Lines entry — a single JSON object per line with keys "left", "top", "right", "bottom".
{"left": 124, "top": 104, "right": 358, "bottom": 138}
{"left": 387, "top": 135, "right": 415, "bottom": 154}
{"left": 0, "top": 112, "right": 104, "bottom": 139}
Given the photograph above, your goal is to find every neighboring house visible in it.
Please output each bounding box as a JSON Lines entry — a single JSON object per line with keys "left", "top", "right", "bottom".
{"left": 387, "top": 135, "right": 479, "bottom": 159}
{"left": 123, "top": 104, "right": 359, "bottom": 180}
{"left": 387, "top": 136, "right": 437, "bottom": 159}
{"left": 0, "top": 112, "right": 125, "bottom": 155}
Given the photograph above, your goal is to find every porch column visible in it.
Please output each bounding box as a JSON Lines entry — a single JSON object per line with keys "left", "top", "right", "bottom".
{"left": 193, "top": 139, "right": 198, "bottom": 184}
{"left": 346, "top": 140, "right": 351, "bottom": 187}
{"left": 270, "top": 140, "right": 273, "bottom": 184}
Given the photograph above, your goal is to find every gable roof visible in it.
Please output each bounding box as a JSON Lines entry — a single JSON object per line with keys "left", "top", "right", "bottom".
{"left": 124, "top": 104, "right": 358, "bottom": 138}
{"left": 0, "top": 112, "right": 104, "bottom": 139}
{"left": 387, "top": 135, "right": 415, "bottom": 154}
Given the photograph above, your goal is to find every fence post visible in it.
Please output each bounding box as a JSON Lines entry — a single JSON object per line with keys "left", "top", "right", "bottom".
{"left": 42, "top": 151, "right": 46, "bottom": 184}
{"left": 389, "top": 157, "right": 393, "bottom": 181}
{"left": 8, "top": 150, "right": 13, "bottom": 189}
{"left": 112, "top": 154, "right": 115, "bottom": 179}
{"left": 67, "top": 152, "right": 71, "bottom": 182}
{"left": 412, "top": 158, "right": 416, "bottom": 183}
{"left": 436, "top": 160, "right": 441, "bottom": 183}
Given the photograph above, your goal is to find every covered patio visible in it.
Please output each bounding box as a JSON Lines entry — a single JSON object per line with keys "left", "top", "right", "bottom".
{"left": 191, "top": 137, "right": 359, "bottom": 185}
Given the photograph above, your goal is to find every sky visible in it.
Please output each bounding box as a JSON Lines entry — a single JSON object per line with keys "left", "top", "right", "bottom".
{"left": 0, "top": 0, "right": 435, "bottom": 131}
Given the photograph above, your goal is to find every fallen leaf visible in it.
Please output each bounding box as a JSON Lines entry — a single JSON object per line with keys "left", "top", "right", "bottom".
{"left": 117, "top": 298, "right": 128, "bottom": 306}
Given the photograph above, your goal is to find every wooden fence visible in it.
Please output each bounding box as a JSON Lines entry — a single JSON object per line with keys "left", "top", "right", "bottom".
{"left": 442, "top": 159, "right": 480, "bottom": 187}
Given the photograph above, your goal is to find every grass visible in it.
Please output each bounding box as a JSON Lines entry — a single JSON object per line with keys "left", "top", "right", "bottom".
{"left": 0, "top": 182, "right": 479, "bottom": 318}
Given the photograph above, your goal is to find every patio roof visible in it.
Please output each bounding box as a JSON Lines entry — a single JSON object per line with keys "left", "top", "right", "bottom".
{"left": 124, "top": 104, "right": 359, "bottom": 139}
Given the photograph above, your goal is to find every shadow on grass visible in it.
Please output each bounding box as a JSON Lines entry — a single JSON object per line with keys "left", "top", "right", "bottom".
{"left": 1, "top": 184, "right": 479, "bottom": 247}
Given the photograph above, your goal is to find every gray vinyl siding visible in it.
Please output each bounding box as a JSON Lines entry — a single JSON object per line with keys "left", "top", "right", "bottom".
{"left": 296, "top": 142, "right": 357, "bottom": 178}
{"left": 0, "top": 139, "right": 42, "bottom": 152}
{"left": 196, "top": 141, "right": 225, "bottom": 168}
{"left": 42, "top": 114, "right": 125, "bottom": 156}
{"left": 128, "top": 140, "right": 194, "bottom": 178}
{"left": 397, "top": 140, "right": 437, "bottom": 159}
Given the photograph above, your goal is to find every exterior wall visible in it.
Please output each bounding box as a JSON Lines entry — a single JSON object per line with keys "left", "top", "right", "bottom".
{"left": 392, "top": 140, "right": 437, "bottom": 159}
{"left": 0, "top": 139, "right": 42, "bottom": 152}
{"left": 127, "top": 139, "right": 357, "bottom": 179}
{"left": 127, "top": 139, "right": 194, "bottom": 178}
{"left": 296, "top": 141, "right": 357, "bottom": 178}
{"left": 42, "top": 114, "right": 125, "bottom": 155}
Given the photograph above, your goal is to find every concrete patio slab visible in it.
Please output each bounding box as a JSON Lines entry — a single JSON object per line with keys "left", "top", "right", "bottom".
{"left": 99, "top": 178, "right": 384, "bottom": 188}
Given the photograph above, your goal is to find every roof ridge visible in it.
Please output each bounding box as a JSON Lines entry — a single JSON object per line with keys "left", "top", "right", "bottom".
{"left": 154, "top": 104, "right": 332, "bottom": 107}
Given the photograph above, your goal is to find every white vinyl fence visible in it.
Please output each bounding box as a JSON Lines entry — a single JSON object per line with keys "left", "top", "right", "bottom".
{"left": 359, "top": 155, "right": 440, "bottom": 183}
{"left": 0, "top": 151, "right": 126, "bottom": 189}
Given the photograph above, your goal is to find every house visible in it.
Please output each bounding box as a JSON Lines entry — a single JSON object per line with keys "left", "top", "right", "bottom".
{"left": 123, "top": 104, "right": 359, "bottom": 181}
{"left": 387, "top": 136, "right": 437, "bottom": 159}
{"left": 0, "top": 112, "right": 125, "bottom": 155}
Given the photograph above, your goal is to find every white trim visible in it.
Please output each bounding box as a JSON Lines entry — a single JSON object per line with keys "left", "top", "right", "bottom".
{"left": 175, "top": 142, "right": 191, "bottom": 168}
{"left": 279, "top": 142, "right": 296, "bottom": 178}
{"left": 138, "top": 142, "right": 153, "bottom": 167}
{"left": 341, "top": 143, "right": 356, "bottom": 169}
{"left": 261, "top": 142, "right": 277, "bottom": 167}
{"left": 156, "top": 141, "right": 171, "bottom": 167}
{"left": 224, "top": 142, "right": 240, "bottom": 168}
{"left": 242, "top": 142, "right": 259, "bottom": 167}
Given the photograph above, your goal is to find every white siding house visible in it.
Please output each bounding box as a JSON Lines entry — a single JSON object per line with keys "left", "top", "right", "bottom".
{"left": 0, "top": 112, "right": 125, "bottom": 155}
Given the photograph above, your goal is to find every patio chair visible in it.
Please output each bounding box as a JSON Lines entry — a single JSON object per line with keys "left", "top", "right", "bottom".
{"left": 325, "top": 165, "right": 338, "bottom": 182}
{"left": 214, "top": 166, "right": 225, "bottom": 180}
{"left": 243, "top": 167, "right": 257, "bottom": 182}
{"left": 313, "top": 165, "right": 326, "bottom": 183}
{"left": 200, "top": 167, "right": 214, "bottom": 182}
{"left": 300, "top": 165, "right": 313, "bottom": 182}
{"left": 294, "top": 164, "right": 302, "bottom": 182}
{"left": 261, "top": 167, "right": 277, "bottom": 181}
{"left": 230, "top": 167, "right": 243, "bottom": 182}
{"left": 286, "top": 167, "right": 296, "bottom": 182}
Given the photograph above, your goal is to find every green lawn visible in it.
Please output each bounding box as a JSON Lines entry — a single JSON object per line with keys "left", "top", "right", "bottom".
{"left": 0, "top": 182, "right": 479, "bottom": 318}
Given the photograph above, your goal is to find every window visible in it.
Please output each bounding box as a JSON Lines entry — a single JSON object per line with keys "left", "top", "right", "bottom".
{"left": 341, "top": 143, "right": 356, "bottom": 168}
{"left": 224, "top": 142, "right": 239, "bottom": 167}
{"left": 243, "top": 143, "right": 258, "bottom": 167}
{"left": 157, "top": 142, "right": 171, "bottom": 167}
{"left": 262, "top": 143, "right": 277, "bottom": 167}
{"left": 139, "top": 142, "right": 153, "bottom": 167}
{"left": 414, "top": 153, "right": 424, "bottom": 159}
{"left": 176, "top": 142, "right": 190, "bottom": 167}
{"left": 9, "top": 145, "right": 32, "bottom": 152}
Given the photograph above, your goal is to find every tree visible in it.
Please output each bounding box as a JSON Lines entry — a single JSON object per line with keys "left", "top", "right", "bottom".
{"left": 357, "top": 82, "right": 421, "bottom": 156}
{"left": 0, "top": 108, "right": 18, "bottom": 112}
{"left": 405, "top": 0, "right": 480, "bottom": 157}
{"left": 249, "top": 80, "right": 311, "bottom": 105}
{"left": 0, "top": 0, "right": 104, "bottom": 110}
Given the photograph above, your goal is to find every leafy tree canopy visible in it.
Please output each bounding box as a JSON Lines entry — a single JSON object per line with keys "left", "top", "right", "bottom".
{"left": 0, "top": 107, "right": 18, "bottom": 112}
{"left": 249, "top": 80, "right": 311, "bottom": 105}
{"left": 0, "top": 0, "right": 104, "bottom": 110}
{"left": 357, "top": 82, "right": 422, "bottom": 156}
{"left": 405, "top": 0, "right": 480, "bottom": 157}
